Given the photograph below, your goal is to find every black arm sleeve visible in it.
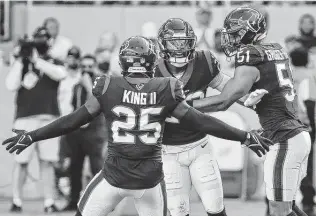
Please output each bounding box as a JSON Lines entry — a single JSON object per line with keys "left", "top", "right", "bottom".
{"left": 181, "top": 106, "right": 248, "bottom": 142}
{"left": 30, "top": 106, "right": 95, "bottom": 142}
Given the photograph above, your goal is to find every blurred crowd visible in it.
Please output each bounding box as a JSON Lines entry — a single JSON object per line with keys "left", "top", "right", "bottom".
{"left": 1, "top": 3, "right": 316, "bottom": 214}
{"left": 3, "top": 17, "right": 118, "bottom": 212}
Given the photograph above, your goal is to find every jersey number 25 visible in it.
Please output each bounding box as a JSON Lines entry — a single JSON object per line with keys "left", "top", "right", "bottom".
{"left": 111, "top": 106, "right": 163, "bottom": 145}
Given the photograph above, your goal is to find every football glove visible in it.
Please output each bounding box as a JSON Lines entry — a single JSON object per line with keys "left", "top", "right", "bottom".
{"left": 242, "top": 130, "right": 273, "bottom": 157}
{"left": 2, "top": 129, "right": 34, "bottom": 154}
{"left": 244, "top": 89, "right": 269, "bottom": 108}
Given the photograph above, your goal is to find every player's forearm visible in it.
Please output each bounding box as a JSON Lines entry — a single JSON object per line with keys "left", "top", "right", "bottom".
{"left": 191, "top": 94, "right": 233, "bottom": 112}
{"left": 181, "top": 107, "right": 247, "bottom": 142}
{"left": 29, "top": 106, "right": 94, "bottom": 142}
{"left": 193, "top": 80, "right": 248, "bottom": 112}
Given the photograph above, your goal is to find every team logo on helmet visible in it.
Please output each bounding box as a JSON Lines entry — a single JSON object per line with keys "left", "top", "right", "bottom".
{"left": 221, "top": 7, "right": 267, "bottom": 57}
{"left": 119, "top": 36, "right": 157, "bottom": 78}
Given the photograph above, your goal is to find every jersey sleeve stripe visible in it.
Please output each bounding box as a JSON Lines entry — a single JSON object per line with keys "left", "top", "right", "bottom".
{"left": 203, "top": 50, "right": 215, "bottom": 77}
{"left": 169, "top": 78, "right": 177, "bottom": 100}
{"left": 209, "top": 72, "right": 224, "bottom": 89}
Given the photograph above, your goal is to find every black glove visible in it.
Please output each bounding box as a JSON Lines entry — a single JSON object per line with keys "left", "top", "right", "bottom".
{"left": 242, "top": 130, "right": 273, "bottom": 157}
{"left": 2, "top": 129, "right": 34, "bottom": 154}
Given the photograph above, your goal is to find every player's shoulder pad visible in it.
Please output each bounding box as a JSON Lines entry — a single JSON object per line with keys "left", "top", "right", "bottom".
{"left": 202, "top": 50, "right": 221, "bottom": 76}
{"left": 235, "top": 44, "right": 264, "bottom": 67}
{"left": 92, "top": 74, "right": 111, "bottom": 98}
{"left": 169, "top": 77, "right": 185, "bottom": 102}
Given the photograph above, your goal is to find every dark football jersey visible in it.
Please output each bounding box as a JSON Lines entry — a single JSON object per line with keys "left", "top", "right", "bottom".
{"left": 92, "top": 75, "right": 185, "bottom": 189}
{"left": 155, "top": 50, "right": 221, "bottom": 145}
{"left": 235, "top": 43, "right": 307, "bottom": 143}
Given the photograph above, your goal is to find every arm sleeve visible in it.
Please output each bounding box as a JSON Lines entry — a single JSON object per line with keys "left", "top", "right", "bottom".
{"left": 34, "top": 58, "right": 67, "bottom": 81}
{"left": 5, "top": 60, "right": 23, "bottom": 91}
{"left": 29, "top": 105, "right": 96, "bottom": 142}
{"left": 173, "top": 102, "right": 248, "bottom": 142}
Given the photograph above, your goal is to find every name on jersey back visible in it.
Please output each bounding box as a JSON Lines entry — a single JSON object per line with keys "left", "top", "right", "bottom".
{"left": 265, "top": 49, "right": 288, "bottom": 61}
{"left": 122, "top": 90, "right": 157, "bottom": 105}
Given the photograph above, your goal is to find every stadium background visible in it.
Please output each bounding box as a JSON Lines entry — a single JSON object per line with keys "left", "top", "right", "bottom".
{"left": 0, "top": 1, "right": 316, "bottom": 215}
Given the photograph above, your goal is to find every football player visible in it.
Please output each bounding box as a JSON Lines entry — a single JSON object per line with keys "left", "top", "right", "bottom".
{"left": 191, "top": 7, "right": 311, "bottom": 216}
{"left": 156, "top": 18, "right": 237, "bottom": 216}
{"left": 2, "top": 36, "right": 272, "bottom": 216}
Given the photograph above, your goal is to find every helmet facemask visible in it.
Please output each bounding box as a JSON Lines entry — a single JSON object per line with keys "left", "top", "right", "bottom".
{"left": 159, "top": 34, "right": 196, "bottom": 65}
{"left": 221, "top": 26, "right": 247, "bottom": 57}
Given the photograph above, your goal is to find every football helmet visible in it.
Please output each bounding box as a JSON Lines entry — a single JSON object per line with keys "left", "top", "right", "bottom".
{"left": 158, "top": 18, "right": 197, "bottom": 64}
{"left": 221, "top": 7, "right": 267, "bottom": 57}
{"left": 119, "top": 36, "right": 157, "bottom": 78}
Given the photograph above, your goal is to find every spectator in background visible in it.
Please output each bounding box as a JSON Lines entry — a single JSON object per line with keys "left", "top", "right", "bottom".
{"left": 95, "top": 31, "right": 120, "bottom": 76}
{"left": 43, "top": 17, "right": 73, "bottom": 62}
{"left": 290, "top": 47, "right": 316, "bottom": 216}
{"left": 298, "top": 14, "right": 316, "bottom": 50}
{"left": 195, "top": 7, "right": 214, "bottom": 51}
{"left": 5, "top": 27, "right": 66, "bottom": 213}
{"left": 55, "top": 46, "right": 83, "bottom": 199}
{"left": 298, "top": 14, "right": 316, "bottom": 70}
{"left": 284, "top": 35, "right": 303, "bottom": 53}
{"left": 141, "top": 21, "right": 158, "bottom": 48}
{"left": 294, "top": 14, "right": 316, "bottom": 216}
{"left": 58, "top": 46, "right": 82, "bottom": 117}
{"left": 61, "top": 54, "right": 106, "bottom": 211}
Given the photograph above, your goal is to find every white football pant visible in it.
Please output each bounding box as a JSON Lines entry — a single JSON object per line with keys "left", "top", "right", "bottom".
{"left": 162, "top": 136, "right": 224, "bottom": 216}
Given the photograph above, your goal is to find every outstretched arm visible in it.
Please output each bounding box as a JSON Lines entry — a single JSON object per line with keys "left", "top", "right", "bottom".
{"left": 172, "top": 101, "right": 247, "bottom": 142}
{"left": 171, "top": 100, "right": 272, "bottom": 157}
{"left": 189, "top": 50, "right": 253, "bottom": 110}
{"left": 192, "top": 65, "right": 260, "bottom": 112}
{"left": 2, "top": 96, "right": 101, "bottom": 154}
{"left": 30, "top": 96, "right": 101, "bottom": 142}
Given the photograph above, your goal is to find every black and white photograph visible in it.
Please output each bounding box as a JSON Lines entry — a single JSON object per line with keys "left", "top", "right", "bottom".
{"left": 1, "top": 1, "right": 316, "bottom": 216}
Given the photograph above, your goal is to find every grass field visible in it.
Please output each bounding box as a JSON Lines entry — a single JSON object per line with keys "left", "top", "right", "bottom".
{"left": 0, "top": 198, "right": 267, "bottom": 216}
